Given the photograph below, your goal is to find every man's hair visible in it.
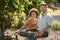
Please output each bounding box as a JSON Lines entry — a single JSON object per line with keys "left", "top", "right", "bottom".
{"left": 40, "top": 2, "right": 47, "bottom": 7}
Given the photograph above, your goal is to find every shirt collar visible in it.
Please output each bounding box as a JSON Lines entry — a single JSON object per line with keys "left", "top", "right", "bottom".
{"left": 41, "top": 11, "right": 47, "bottom": 16}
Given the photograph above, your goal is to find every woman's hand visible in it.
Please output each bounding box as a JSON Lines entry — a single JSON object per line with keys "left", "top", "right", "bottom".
{"left": 16, "top": 29, "right": 21, "bottom": 35}
{"left": 30, "top": 26, "right": 38, "bottom": 30}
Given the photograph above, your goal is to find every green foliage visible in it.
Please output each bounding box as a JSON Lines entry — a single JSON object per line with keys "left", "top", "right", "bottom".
{"left": 24, "top": 0, "right": 41, "bottom": 16}
{"left": 0, "top": 0, "right": 57, "bottom": 29}
{"left": 52, "top": 23, "right": 60, "bottom": 30}
{"left": 0, "top": 0, "right": 41, "bottom": 28}
{"left": 44, "top": 0, "right": 57, "bottom": 6}
{"left": 4, "top": 36, "right": 12, "bottom": 40}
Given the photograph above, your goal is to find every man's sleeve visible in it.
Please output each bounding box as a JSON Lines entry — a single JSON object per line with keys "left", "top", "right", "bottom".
{"left": 47, "top": 15, "right": 53, "bottom": 26}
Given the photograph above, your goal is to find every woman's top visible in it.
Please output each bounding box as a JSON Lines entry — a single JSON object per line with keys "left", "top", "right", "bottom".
{"left": 26, "top": 18, "right": 38, "bottom": 29}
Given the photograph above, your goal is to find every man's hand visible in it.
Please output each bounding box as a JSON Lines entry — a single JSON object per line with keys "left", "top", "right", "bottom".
{"left": 39, "top": 30, "right": 44, "bottom": 36}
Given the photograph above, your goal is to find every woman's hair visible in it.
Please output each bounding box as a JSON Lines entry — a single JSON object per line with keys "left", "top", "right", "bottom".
{"left": 29, "top": 8, "right": 39, "bottom": 17}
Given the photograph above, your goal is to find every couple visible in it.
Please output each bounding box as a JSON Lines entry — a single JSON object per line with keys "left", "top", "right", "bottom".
{"left": 17, "top": 2, "right": 53, "bottom": 40}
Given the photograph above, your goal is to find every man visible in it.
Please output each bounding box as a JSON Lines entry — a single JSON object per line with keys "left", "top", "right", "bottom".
{"left": 37, "top": 2, "right": 53, "bottom": 40}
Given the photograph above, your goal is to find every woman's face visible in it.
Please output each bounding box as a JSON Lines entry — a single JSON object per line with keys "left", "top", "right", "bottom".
{"left": 31, "top": 11, "right": 37, "bottom": 18}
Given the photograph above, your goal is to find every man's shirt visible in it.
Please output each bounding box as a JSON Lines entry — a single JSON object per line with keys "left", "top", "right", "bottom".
{"left": 37, "top": 12, "right": 53, "bottom": 32}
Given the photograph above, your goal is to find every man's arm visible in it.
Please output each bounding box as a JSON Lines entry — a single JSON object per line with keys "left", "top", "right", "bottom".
{"left": 44, "top": 25, "right": 51, "bottom": 31}
{"left": 39, "top": 25, "right": 51, "bottom": 36}
{"left": 39, "top": 15, "right": 53, "bottom": 36}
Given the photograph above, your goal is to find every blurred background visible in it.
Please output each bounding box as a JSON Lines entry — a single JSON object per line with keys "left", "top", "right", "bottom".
{"left": 0, "top": 0, "right": 60, "bottom": 40}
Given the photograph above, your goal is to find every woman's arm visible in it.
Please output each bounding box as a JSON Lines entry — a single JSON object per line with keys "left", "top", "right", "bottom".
{"left": 19, "top": 22, "right": 27, "bottom": 32}
{"left": 18, "top": 18, "right": 30, "bottom": 32}
{"left": 16, "top": 23, "right": 27, "bottom": 34}
{"left": 17, "top": 22, "right": 27, "bottom": 34}
{"left": 30, "top": 26, "right": 38, "bottom": 30}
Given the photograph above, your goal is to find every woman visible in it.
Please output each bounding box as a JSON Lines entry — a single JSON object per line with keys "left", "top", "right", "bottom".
{"left": 17, "top": 8, "right": 39, "bottom": 40}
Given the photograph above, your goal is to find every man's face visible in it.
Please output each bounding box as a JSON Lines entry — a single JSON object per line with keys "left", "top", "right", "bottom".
{"left": 40, "top": 5, "right": 47, "bottom": 13}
